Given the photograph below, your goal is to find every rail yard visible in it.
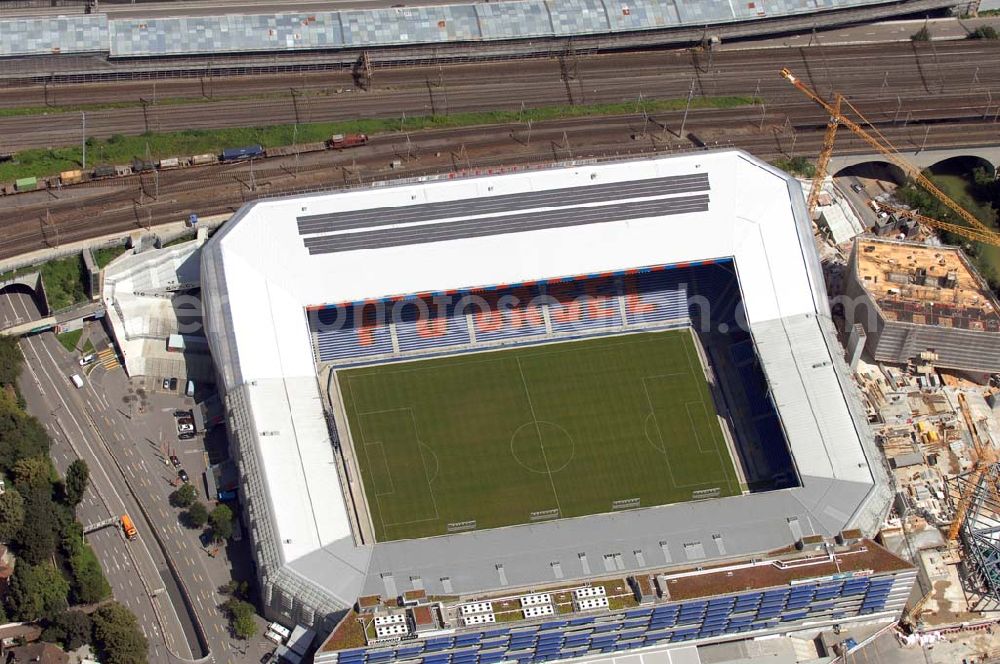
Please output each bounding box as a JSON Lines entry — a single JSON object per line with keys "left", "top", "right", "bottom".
{"left": 2, "top": 40, "right": 1000, "bottom": 261}
{"left": 2, "top": 3, "right": 1000, "bottom": 664}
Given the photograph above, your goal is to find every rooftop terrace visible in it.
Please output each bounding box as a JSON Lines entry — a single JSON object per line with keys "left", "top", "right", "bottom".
{"left": 320, "top": 536, "right": 911, "bottom": 654}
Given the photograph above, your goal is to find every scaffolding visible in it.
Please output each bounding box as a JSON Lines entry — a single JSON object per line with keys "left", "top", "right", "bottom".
{"left": 949, "top": 464, "right": 1000, "bottom": 611}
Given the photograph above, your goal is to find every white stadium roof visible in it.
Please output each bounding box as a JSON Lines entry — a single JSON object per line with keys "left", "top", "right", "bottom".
{"left": 201, "top": 151, "right": 889, "bottom": 619}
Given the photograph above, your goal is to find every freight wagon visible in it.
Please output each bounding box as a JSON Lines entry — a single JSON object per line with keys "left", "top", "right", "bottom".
{"left": 59, "top": 169, "right": 84, "bottom": 185}
{"left": 190, "top": 153, "right": 218, "bottom": 166}
{"left": 92, "top": 165, "right": 117, "bottom": 180}
{"left": 15, "top": 177, "right": 38, "bottom": 192}
{"left": 220, "top": 145, "right": 264, "bottom": 162}
{"left": 264, "top": 142, "right": 327, "bottom": 158}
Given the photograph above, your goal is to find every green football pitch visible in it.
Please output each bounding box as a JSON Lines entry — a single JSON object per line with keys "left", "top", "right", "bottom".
{"left": 337, "top": 330, "right": 741, "bottom": 542}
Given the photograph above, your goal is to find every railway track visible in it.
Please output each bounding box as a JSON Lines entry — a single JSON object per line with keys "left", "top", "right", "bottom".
{"left": 1, "top": 112, "right": 997, "bottom": 261}
{"left": 1, "top": 40, "right": 998, "bottom": 151}
{"left": 1, "top": 39, "right": 997, "bottom": 259}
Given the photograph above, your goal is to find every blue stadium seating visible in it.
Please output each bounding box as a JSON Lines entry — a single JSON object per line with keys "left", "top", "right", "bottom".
{"left": 313, "top": 304, "right": 393, "bottom": 361}
{"left": 467, "top": 286, "right": 547, "bottom": 343}
{"left": 543, "top": 279, "right": 620, "bottom": 333}
{"left": 394, "top": 297, "right": 473, "bottom": 353}
{"left": 312, "top": 260, "right": 741, "bottom": 364}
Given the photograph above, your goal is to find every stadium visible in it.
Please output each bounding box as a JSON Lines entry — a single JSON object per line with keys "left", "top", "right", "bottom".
{"left": 200, "top": 150, "right": 894, "bottom": 645}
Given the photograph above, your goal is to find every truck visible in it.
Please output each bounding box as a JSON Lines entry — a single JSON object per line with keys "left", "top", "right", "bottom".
{"left": 120, "top": 514, "right": 137, "bottom": 540}
{"left": 220, "top": 145, "right": 264, "bottom": 162}
{"left": 328, "top": 133, "right": 369, "bottom": 149}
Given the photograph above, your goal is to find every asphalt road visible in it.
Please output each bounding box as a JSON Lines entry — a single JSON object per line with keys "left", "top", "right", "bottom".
{"left": 12, "top": 295, "right": 275, "bottom": 664}
{"left": 8, "top": 291, "right": 195, "bottom": 663}
{"left": 4, "top": 288, "right": 284, "bottom": 664}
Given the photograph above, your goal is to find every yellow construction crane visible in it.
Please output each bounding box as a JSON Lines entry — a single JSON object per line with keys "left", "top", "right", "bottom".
{"left": 947, "top": 392, "right": 998, "bottom": 541}
{"left": 779, "top": 68, "right": 997, "bottom": 245}
{"left": 873, "top": 202, "right": 1000, "bottom": 247}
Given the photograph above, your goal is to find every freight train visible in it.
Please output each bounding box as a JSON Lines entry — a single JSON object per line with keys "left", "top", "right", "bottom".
{"left": 1, "top": 133, "right": 369, "bottom": 195}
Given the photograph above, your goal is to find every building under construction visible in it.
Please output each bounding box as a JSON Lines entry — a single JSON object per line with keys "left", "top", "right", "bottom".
{"left": 844, "top": 237, "right": 1000, "bottom": 374}
{"left": 947, "top": 464, "right": 1000, "bottom": 609}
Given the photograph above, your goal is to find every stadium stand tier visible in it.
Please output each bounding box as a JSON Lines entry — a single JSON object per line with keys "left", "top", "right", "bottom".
{"left": 200, "top": 151, "right": 891, "bottom": 640}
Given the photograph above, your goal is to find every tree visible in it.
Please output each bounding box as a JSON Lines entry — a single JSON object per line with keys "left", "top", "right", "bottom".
{"left": 169, "top": 483, "right": 197, "bottom": 509}
{"left": 5, "top": 561, "right": 69, "bottom": 622}
{"left": 184, "top": 502, "right": 208, "bottom": 529}
{"left": 68, "top": 544, "right": 112, "bottom": 605}
{"left": 208, "top": 504, "right": 233, "bottom": 541}
{"left": 64, "top": 459, "right": 89, "bottom": 507}
{"left": 91, "top": 602, "right": 148, "bottom": 664}
{"left": 0, "top": 487, "right": 25, "bottom": 543}
{"left": 0, "top": 337, "right": 23, "bottom": 387}
{"left": 223, "top": 598, "right": 257, "bottom": 640}
{"left": 41, "top": 610, "right": 93, "bottom": 650}
{"left": 16, "top": 484, "right": 58, "bottom": 564}
{"left": 12, "top": 455, "right": 53, "bottom": 492}
{"left": 0, "top": 392, "right": 50, "bottom": 476}
{"left": 969, "top": 25, "right": 999, "bottom": 39}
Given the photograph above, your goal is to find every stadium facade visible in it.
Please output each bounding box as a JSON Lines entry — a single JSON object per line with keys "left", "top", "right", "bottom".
{"left": 200, "top": 151, "right": 895, "bottom": 644}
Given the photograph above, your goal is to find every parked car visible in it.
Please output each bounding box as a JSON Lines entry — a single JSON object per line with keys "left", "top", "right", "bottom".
{"left": 851, "top": 183, "right": 863, "bottom": 193}
{"left": 199, "top": 530, "right": 214, "bottom": 547}
{"left": 169, "top": 377, "right": 178, "bottom": 391}
{"left": 177, "top": 469, "right": 189, "bottom": 483}
{"left": 79, "top": 353, "right": 96, "bottom": 366}
{"left": 177, "top": 423, "right": 194, "bottom": 433}
{"left": 173, "top": 410, "right": 191, "bottom": 418}
{"left": 170, "top": 455, "right": 180, "bottom": 467}
{"left": 162, "top": 378, "right": 170, "bottom": 390}
{"left": 178, "top": 432, "right": 195, "bottom": 441}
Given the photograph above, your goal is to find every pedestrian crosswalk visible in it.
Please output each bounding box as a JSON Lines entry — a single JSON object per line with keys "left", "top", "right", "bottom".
{"left": 98, "top": 347, "right": 120, "bottom": 371}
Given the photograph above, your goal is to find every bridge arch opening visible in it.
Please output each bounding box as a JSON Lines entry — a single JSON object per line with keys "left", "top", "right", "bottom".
{"left": 926, "top": 155, "right": 996, "bottom": 182}
{"left": 0, "top": 283, "right": 44, "bottom": 326}
{"left": 832, "top": 161, "right": 906, "bottom": 185}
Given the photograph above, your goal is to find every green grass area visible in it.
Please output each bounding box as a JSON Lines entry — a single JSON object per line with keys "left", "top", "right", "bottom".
{"left": 772, "top": 156, "right": 816, "bottom": 179}
{"left": 0, "top": 95, "right": 753, "bottom": 182}
{"left": 56, "top": 328, "right": 83, "bottom": 353}
{"left": 40, "top": 255, "right": 87, "bottom": 311}
{"left": 0, "top": 266, "right": 38, "bottom": 283}
{"left": 339, "top": 330, "right": 739, "bottom": 542}
{"left": 92, "top": 246, "right": 128, "bottom": 269}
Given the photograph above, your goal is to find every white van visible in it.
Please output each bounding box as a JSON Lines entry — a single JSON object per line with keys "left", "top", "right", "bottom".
{"left": 185, "top": 379, "right": 195, "bottom": 397}
{"left": 70, "top": 374, "right": 84, "bottom": 389}
{"left": 268, "top": 622, "right": 292, "bottom": 641}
